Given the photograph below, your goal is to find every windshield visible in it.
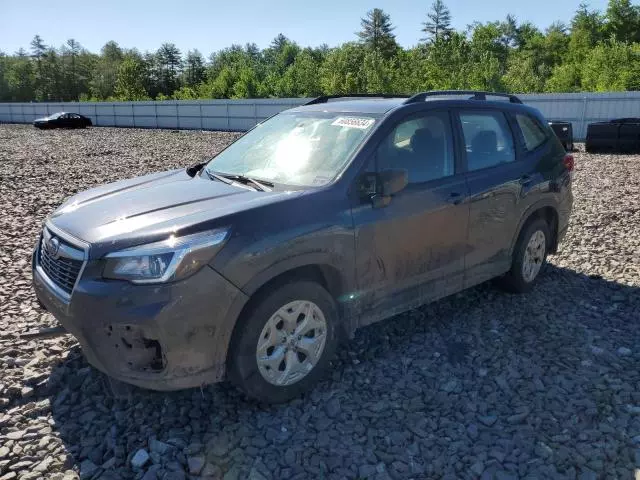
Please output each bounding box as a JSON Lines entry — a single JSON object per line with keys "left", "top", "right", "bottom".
{"left": 47, "top": 112, "right": 64, "bottom": 120}
{"left": 205, "top": 112, "right": 377, "bottom": 187}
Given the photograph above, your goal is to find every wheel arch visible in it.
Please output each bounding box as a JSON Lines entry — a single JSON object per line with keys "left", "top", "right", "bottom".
{"left": 510, "top": 201, "right": 560, "bottom": 255}
{"left": 228, "top": 256, "right": 353, "bottom": 362}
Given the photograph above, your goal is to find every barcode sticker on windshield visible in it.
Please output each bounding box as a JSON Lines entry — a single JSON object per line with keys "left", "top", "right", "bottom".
{"left": 331, "top": 117, "right": 375, "bottom": 129}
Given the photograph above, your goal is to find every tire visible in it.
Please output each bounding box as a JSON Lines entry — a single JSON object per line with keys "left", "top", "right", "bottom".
{"left": 227, "top": 280, "right": 338, "bottom": 403}
{"left": 498, "top": 218, "right": 550, "bottom": 293}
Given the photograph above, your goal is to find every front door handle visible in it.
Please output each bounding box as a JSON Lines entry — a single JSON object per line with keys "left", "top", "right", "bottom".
{"left": 448, "top": 192, "right": 463, "bottom": 205}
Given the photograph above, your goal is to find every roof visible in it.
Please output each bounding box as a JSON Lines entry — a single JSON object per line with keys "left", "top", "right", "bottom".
{"left": 288, "top": 94, "right": 544, "bottom": 119}
{"left": 289, "top": 98, "right": 406, "bottom": 115}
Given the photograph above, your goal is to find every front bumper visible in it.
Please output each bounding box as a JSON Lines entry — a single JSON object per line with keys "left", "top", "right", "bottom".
{"left": 32, "top": 244, "right": 248, "bottom": 391}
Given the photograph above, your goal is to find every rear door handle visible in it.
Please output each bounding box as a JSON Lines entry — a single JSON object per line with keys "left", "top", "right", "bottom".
{"left": 448, "top": 192, "right": 463, "bottom": 205}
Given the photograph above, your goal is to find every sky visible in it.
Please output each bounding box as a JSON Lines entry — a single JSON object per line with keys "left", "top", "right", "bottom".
{"left": 0, "top": 0, "right": 611, "bottom": 57}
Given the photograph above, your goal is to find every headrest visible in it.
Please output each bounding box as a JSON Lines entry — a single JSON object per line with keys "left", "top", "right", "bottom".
{"left": 472, "top": 130, "right": 498, "bottom": 154}
{"left": 410, "top": 128, "right": 436, "bottom": 152}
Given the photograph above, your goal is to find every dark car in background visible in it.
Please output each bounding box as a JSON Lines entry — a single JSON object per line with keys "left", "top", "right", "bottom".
{"left": 32, "top": 91, "right": 573, "bottom": 403}
{"left": 33, "top": 112, "right": 92, "bottom": 129}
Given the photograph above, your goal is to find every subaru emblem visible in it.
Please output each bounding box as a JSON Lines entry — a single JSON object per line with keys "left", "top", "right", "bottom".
{"left": 47, "top": 237, "right": 60, "bottom": 259}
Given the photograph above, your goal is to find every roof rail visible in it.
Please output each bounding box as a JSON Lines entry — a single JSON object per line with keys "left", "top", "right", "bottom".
{"left": 304, "top": 94, "right": 410, "bottom": 106}
{"left": 404, "top": 90, "right": 523, "bottom": 105}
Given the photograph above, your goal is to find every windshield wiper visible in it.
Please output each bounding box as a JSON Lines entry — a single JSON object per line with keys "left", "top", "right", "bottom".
{"left": 210, "top": 172, "right": 273, "bottom": 192}
{"left": 205, "top": 170, "right": 235, "bottom": 186}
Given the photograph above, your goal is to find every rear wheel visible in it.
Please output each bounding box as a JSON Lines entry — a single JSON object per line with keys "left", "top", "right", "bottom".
{"left": 498, "top": 218, "right": 550, "bottom": 293}
{"left": 228, "top": 280, "right": 338, "bottom": 403}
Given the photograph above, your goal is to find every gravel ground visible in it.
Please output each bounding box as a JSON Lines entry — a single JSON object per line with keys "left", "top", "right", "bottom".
{"left": 0, "top": 124, "right": 639, "bottom": 480}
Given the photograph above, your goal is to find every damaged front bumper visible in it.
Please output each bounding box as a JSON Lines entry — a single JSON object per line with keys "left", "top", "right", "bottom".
{"left": 32, "top": 244, "right": 248, "bottom": 391}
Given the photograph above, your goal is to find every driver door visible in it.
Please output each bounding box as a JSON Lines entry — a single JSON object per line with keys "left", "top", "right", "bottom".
{"left": 351, "top": 109, "right": 470, "bottom": 326}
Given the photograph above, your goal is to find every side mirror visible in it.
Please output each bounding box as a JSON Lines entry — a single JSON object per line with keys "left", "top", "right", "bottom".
{"left": 366, "top": 168, "right": 408, "bottom": 209}
{"left": 379, "top": 168, "right": 408, "bottom": 196}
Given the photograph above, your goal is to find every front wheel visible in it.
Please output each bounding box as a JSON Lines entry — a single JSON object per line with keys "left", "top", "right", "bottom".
{"left": 228, "top": 280, "right": 338, "bottom": 403}
{"left": 498, "top": 218, "right": 550, "bottom": 293}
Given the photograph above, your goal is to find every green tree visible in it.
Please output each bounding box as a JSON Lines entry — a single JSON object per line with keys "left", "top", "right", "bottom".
{"left": 582, "top": 40, "right": 640, "bottom": 90}
{"left": 114, "top": 56, "right": 149, "bottom": 100}
{"left": 90, "top": 41, "right": 123, "bottom": 99}
{"left": 183, "top": 50, "right": 206, "bottom": 87}
{"left": 30, "top": 35, "right": 47, "bottom": 99}
{"left": 422, "top": 0, "right": 453, "bottom": 43}
{"left": 6, "top": 49, "right": 35, "bottom": 101}
{"left": 320, "top": 43, "right": 368, "bottom": 94}
{"left": 278, "top": 49, "right": 322, "bottom": 97}
{"left": 357, "top": 8, "right": 398, "bottom": 59}
{"left": 156, "top": 43, "right": 182, "bottom": 96}
{"left": 605, "top": 0, "right": 640, "bottom": 42}
{"left": 37, "top": 48, "right": 64, "bottom": 101}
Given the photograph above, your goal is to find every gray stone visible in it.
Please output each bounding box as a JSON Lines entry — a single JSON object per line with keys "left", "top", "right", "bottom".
{"left": 478, "top": 415, "right": 498, "bottom": 427}
{"left": 506, "top": 408, "right": 530, "bottom": 424}
{"left": 326, "top": 398, "right": 341, "bottom": 418}
{"left": 207, "top": 433, "right": 232, "bottom": 457}
{"left": 248, "top": 466, "right": 268, "bottom": 480}
{"left": 470, "top": 461, "right": 484, "bottom": 476}
{"left": 187, "top": 456, "right": 205, "bottom": 475}
{"left": 223, "top": 465, "right": 241, "bottom": 480}
{"left": 141, "top": 465, "right": 161, "bottom": 480}
{"left": 358, "top": 464, "right": 376, "bottom": 478}
{"left": 201, "top": 463, "right": 221, "bottom": 477}
{"left": 441, "top": 378, "right": 460, "bottom": 393}
{"left": 33, "top": 457, "right": 53, "bottom": 472}
{"left": 578, "top": 469, "right": 598, "bottom": 480}
{"left": 149, "top": 438, "right": 172, "bottom": 455}
{"left": 5, "top": 430, "right": 25, "bottom": 440}
{"left": 494, "top": 471, "right": 518, "bottom": 480}
{"left": 617, "top": 347, "right": 632, "bottom": 356}
{"left": 284, "top": 448, "right": 296, "bottom": 466}
{"left": 79, "top": 459, "right": 98, "bottom": 479}
{"left": 534, "top": 442, "right": 553, "bottom": 459}
{"left": 131, "top": 449, "right": 150, "bottom": 469}
{"left": 20, "top": 386, "right": 34, "bottom": 398}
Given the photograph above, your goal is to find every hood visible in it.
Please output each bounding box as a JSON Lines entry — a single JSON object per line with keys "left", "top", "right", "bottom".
{"left": 34, "top": 117, "right": 49, "bottom": 122}
{"left": 49, "top": 169, "right": 298, "bottom": 257}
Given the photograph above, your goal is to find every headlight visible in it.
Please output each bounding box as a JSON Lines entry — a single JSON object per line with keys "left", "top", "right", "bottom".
{"left": 103, "top": 227, "right": 229, "bottom": 284}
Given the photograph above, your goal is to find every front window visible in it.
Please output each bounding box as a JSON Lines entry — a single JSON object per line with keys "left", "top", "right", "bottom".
{"left": 205, "top": 112, "right": 377, "bottom": 187}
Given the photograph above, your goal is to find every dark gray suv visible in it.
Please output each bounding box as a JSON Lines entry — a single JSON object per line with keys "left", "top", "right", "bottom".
{"left": 32, "top": 91, "right": 573, "bottom": 403}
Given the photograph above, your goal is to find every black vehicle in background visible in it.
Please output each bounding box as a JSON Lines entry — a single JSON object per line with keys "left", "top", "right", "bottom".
{"left": 33, "top": 112, "right": 92, "bottom": 129}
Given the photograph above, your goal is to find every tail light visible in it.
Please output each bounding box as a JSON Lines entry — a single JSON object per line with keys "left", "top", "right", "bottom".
{"left": 563, "top": 154, "right": 574, "bottom": 172}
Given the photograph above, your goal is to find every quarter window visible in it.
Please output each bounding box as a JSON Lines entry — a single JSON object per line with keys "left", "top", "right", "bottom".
{"left": 460, "top": 111, "right": 515, "bottom": 171}
{"left": 376, "top": 111, "right": 454, "bottom": 184}
{"left": 516, "top": 114, "right": 547, "bottom": 151}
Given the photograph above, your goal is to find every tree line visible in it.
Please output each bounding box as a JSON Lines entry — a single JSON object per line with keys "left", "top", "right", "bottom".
{"left": 0, "top": 0, "right": 639, "bottom": 103}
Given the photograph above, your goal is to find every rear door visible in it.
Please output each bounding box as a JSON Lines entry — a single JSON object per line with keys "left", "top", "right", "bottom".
{"left": 352, "top": 109, "right": 470, "bottom": 325}
{"left": 454, "top": 108, "right": 533, "bottom": 288}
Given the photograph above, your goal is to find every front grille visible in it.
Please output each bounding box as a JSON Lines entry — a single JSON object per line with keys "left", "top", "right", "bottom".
{"left": 38, "top": 232, "right": 84, "bottom": 295}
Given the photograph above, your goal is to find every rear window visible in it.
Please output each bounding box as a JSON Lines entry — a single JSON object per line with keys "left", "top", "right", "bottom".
{"left": 516, "top": 114, "right": 547, "bottom": 151}
{"left": 460, "top": 111, "right": 515, "bottom": 171}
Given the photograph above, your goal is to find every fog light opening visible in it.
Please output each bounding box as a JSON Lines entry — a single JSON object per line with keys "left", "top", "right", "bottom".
{"left": 142, "top": 338, "right": 165, "bottom": 372}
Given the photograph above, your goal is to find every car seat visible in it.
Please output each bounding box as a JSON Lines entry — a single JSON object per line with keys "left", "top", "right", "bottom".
{"left": 409, "top": 128, "right": 445, "bottom": 182}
